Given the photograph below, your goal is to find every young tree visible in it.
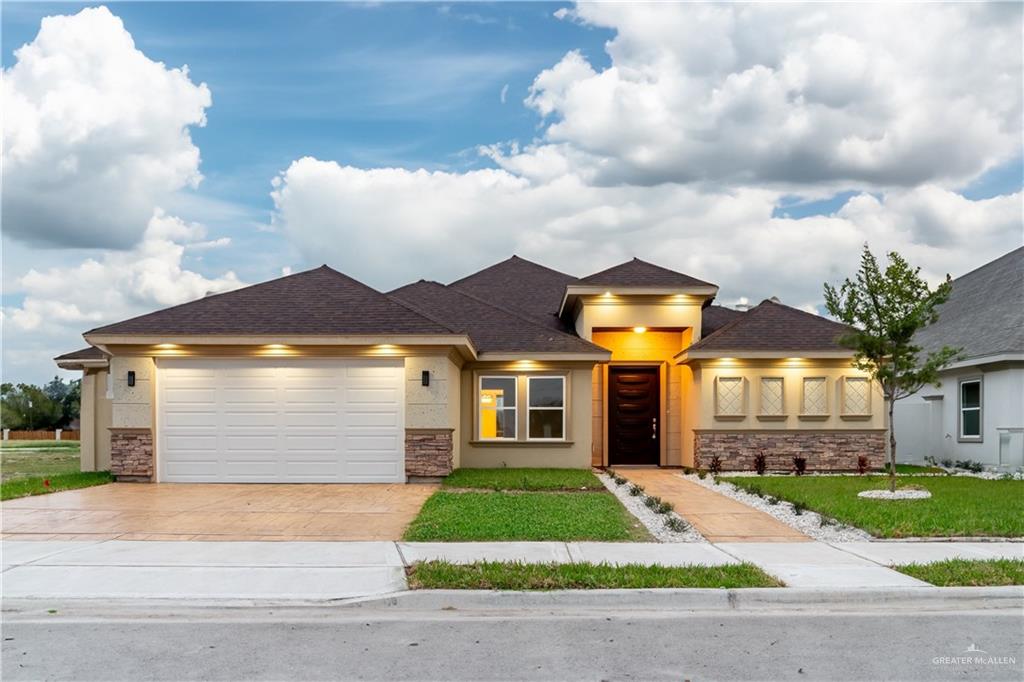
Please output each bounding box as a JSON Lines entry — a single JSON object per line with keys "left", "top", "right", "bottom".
{"left": 824, "top": 246, "right": 960, "bottom": 492}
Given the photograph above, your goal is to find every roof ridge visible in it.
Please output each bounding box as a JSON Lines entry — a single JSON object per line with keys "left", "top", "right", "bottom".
{"left": 382, "top": 284, "right": 463, "bottom": 336}
{"left": 759, "top": 298, "right": 850, "bottom": 330}
{"left": 685, "top": 304, "right": 754, "bottom": 351}
{"left": 448, "top": 255, "right": 578, "bottom": 286}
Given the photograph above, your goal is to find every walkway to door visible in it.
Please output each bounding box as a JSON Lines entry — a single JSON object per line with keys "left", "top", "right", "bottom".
{"left": 619, "top": 470, "right": 811, "bottom": 542}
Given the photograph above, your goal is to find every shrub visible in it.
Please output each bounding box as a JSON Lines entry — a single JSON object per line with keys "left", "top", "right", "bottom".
{"left": 754, "top": 452, "right": 767, "bottom": 476}
{"left": 613, "top": 475, "right": 627, "bottom": 486}
{"left": 819, "top": 515, "right": 837, "bottom": 527}
{"left": 664, "top": 516, "right": 689, "bottom": 533}
{"left": 644, "top": 495, "right": 662, "bottom": 510}
{"left": 940, "top": 458, "right": 953, "bottom": 468}
{"left": 605, "top": 468, "right": 615, "bottom": 479}
{"left": 709, "top": 455, "right": 723, "bottom": 475}
{"left": 746, "top": 484, "right": 763, "bottom": 498}
{"left": 792, "top": 500, "right": 807, "bottom": 515}
{"left": 628, "top": 483, "right": 644, "bottom": 496}
{"left": 856, "top": 455, "right": 870, "bottom": 475}
{"left": 656, "top": 500, "right": 674, "bottom": 514}
{"left": 954, "top": 459, "right": 984, "bottom": 473}
{"left": 793, "top": 457, "right": 807, "bottom": 476}
{"left": 765, "top": 496, "right": 779, "bottom": 505}
{"left": 924, "top": 456, "right": 938, "bottom": 467}
{"left": 697, "top": 470, "right": 707, "bottom": 480}
{"left": 713, "top": 475, "right": 721, "bottom": 486}
{"left": 682, "top": 466, "right": 695, "bottom": 475}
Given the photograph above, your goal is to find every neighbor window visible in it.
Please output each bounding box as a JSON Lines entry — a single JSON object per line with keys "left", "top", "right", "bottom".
{"left": 759, "top": 377, "right": 785, "bottom": 417}
{"left": 801, "top": 377, "right": 828, "bottom": 416}
{"left": 527, "top": 376, "right": 565, "bottom": 440}
{"left": 841, "top": 377, "right": 871, "bottom": 416}
{"left": 959, "top": 378, "right": 982, "bottom": 441}
{"left": 715, "top": 376, "right": 746, "bottom": 417}
{"left": 479, "top": 376, "right": 517, "bottom": 440}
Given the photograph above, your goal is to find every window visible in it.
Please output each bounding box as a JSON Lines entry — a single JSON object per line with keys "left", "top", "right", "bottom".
{"left": 759, "top": 377, "right": 785, "bottom": 417}
{"left": 715, "top": 376, "right": 746, "bottom": 418}
{"left": 801, "top": 377, "right": 828, "bottom": 416}
{"left": 841, "top": 377, "right": 871, "bottom": 416}
{"left": 479, "top": 376, "right": 517, "bottom": 440}
{"left": 527, "top": 376, "right": 565, "bottom": 440}
{"left": 959, "top": 378, "right": 982, "bottom": 441}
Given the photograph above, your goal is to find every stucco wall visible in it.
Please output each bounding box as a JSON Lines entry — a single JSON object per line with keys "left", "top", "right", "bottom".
{"left": 78, "top": 369, "right": 112, "bottom": 472}
{"left": 894, "top": 364, "right": 1024, "bottom": 467}
{"left": 692, "top": 360, "right": 884, "bottom": 432}
{"left": 110, "top": 357, "right": 156, "bottom": 429}
{"left": 460, "top": 364, "right": 594, "bottom": 469}
{"left": 574, "top": 296, "right": 704, "bottom": 342}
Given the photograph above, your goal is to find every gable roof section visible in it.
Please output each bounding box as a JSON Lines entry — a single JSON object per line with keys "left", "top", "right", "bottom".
{"left": 85, "top": 266, "right": 456, "bottom": 338}
{"left": 914, "top": 246, "right": 1024, "bottom": 361}
{"left": 579, "top": 258, "right": 716, "bottom": 289}
{"left": 389, "top": 280, "right": 609, "bottom": 357}
{"left": 449, "top": 255, "right": 578, "bottom": 331}
{"left": 682, "top": 299, "right": 853, "bottom": 358}
{"left": 54, "top": 346, "right": 110, "bottom": 369}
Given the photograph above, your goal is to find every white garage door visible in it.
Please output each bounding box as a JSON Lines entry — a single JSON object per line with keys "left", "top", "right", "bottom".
{"left": 157, "top": 358, "right": 405, "bottom": 483}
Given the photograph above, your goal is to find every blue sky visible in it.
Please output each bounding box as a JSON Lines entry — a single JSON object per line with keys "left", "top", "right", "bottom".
{"left": 2, "top": 2, "right": 1021, "bottom": 384}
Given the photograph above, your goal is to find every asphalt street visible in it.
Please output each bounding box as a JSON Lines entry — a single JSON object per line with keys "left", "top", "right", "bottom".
{"left": 3, "top": 603, "right": 1022, "bottom": 681}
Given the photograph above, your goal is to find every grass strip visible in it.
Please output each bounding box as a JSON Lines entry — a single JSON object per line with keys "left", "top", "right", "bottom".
{"left": 442, "top": 468, "right": 603, "bottom": 491}
{"left": 1, "top": 471, "right": 114, "bottom": 501}
{"left": 403, "top": 490, "right": 650, "bottom": 541}
{"left": 407, "top": 560, "right": 783, "bottom": 590}
{"left": 895, "top": 558, "right": 1024, "bottom": 586}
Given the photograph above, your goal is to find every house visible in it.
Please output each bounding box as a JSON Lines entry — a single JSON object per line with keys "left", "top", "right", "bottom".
{"left": 55, "top": 256, "right": 885, "bottom": 483}
{"left": 894, "top": 247, "right": 1024, "bottom": 469}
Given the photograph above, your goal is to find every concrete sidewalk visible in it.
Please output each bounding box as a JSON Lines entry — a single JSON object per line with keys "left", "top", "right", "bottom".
{"left": 2, "top": 539, "right": 1021, "bottom": 599}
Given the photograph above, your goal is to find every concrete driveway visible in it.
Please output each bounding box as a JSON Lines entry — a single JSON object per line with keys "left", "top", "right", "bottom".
{"left": 1, "top": 482, "right": 437, "bottom": 541}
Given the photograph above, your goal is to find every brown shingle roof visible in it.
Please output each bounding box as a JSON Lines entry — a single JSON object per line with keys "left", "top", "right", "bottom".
{"left": 449, "top": 255, "right": 577, "bottom": 331}
{"left": 700, "top": 305, "right": 745, "bottom": 337}
{"left": 54, "top": 346, "right": 108, "bottom": 362}
{"left": 579, "top": 258, "right": 716, "bottom": 288}
{"left": 86, "top": 266, "right": 455, "bottom": 337}
{"left": 686, "top": 299, "right": 853, "bottom": 354}
{"left": 389, "top": 281, "right": 607, "bottom": 355}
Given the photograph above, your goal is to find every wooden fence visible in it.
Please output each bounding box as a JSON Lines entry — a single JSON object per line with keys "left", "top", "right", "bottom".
{"left": 4, "top": 430, "right": 80, "bottom": 441}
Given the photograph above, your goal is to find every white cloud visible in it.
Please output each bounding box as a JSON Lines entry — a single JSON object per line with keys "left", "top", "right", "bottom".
{"left": 500, "top": 83, "right": 509, "bottom": 104}
{"left": 1, "top": 6, "right": 212, "bottom": 248}
{"left": 503, "top": 3, "right": 1022, "bottom": 189}
{"left": 4, "top": 210, "right": 242, "bottom": 381}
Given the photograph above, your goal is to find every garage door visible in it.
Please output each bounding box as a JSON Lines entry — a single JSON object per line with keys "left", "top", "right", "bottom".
{"left": 157, "top": 359, "right": 405, "bottom": 482}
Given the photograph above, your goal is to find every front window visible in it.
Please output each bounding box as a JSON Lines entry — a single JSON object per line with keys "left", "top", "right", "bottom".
{"left": 801, "top": 377, "right": 828, "bottom": 416}
{"left": 759, "top": 377, "right": 785, "bottom": 416}
{"left": 479, "top": 376, "right": 517, "bottom": 439}
{"left": 715, "top": 376, "right": 746, "bottom": 417}
{"left": 959, "top": 378, "right": 982, "bottom": 440}
{"left": 527, "top": 376, "right": 565, "bottom": 440}
{"left": 841, "top": 377, "right": 871, "bottom": 416}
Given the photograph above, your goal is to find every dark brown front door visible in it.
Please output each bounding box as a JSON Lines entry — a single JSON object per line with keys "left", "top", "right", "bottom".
{"left": 608, "top": 366, "right": 660, "bottom": 465}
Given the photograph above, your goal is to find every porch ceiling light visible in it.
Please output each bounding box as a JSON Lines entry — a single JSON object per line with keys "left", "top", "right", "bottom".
{"left": 155, "top": 343, "right": 179, "bottom": 349}
{"left": 632, "top": 326, "right": 647, "bottom": 334}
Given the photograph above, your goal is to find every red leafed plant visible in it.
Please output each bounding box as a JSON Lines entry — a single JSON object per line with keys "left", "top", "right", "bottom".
{"left": 43, "top": 479, "right": 51, "bottom": 488}
{"left": 856, "top": 455, "right": 870, "bottom": 475}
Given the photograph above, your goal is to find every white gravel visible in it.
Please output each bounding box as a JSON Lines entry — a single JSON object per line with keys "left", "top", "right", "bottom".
{"left": 597, "top": 473, "right": 706, "bottom": 543}
{"left": 858, "top": 489, "right": 932, "bottom": 500}
{"left": 680, "top": 473, "right": 873, "bottom": 542}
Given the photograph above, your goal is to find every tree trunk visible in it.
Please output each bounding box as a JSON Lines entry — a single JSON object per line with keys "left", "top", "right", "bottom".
{"left": 888, "top": 395, "right": 897, "bottom": 493}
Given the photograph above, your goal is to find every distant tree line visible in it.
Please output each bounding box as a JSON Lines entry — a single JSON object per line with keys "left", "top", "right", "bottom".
{"left": 0, "top": 377, "right": 81, "bottom": 431}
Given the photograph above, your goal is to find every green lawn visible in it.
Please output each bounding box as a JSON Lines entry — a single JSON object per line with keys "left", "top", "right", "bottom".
{"left": 404, "top": 490, "right": 649, "bottom": 541}
{"left": 442, "top": 467, "right": 603, "bottom": 491}
{"left": 723, "top": 475, "right": 1024, "bottom": 538}
{"left": 895, "top": 559, "right": 1024, "bottom": 586}
{"left": 1, "top": 440, "right": 81, "bottom": 481}
{"left": 407, "top": 560, "right": 783, "bottom": 590}
{"left": 1, "top": 471, "right": 114, "bottom": 501}
{"left": 884, "top": 463, "right": 947, "bottom": 475}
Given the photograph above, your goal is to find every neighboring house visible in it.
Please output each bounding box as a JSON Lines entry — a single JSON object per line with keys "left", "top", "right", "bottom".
{"left": 55, "top": 256, "right": 885, "bottom": 483}
{"left": 894, "top": 247, "right": 1024, "bottom": 469}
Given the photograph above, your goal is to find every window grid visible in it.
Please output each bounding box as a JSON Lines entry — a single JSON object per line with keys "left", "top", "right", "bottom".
{"left": 801, "top": 377, "right": 828, "bottom": 415}
{"left": 759, "top": 377, "right": 785, "bottom": 416}
{"left": 527, "top": 376, "right": 566, "bottom": 441}
{"left": 842, "top": 377, "right": 871, "bottom": 415}
{"left": 716, "top": 377, "right": 745, "bottom": 416}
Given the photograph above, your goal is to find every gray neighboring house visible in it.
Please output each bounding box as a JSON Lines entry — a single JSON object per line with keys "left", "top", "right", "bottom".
{"left": 894, "top": 247, "right": 1024, "bottom": 468}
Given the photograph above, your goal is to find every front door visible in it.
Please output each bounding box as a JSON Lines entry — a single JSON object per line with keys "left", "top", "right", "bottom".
{"left": 608, "top": 366, "right": 660, "bottom": 465}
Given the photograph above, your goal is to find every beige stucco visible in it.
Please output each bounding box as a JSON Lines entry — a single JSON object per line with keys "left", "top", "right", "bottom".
{"left": 573, "top": 294, "right": 705, "bottom": 342}
{"left": 459, "top": 362, "right": 595, "bottom": 468}
{"left": 689, "top": 359, "right": 884, "bottom": 429}
{"left": 404, "top": 354, "right": 462, "bottom": 468}
{"left": 110, "top": 357, "right": 156, "bottom": 429}
{"left": 79, "top": 369, "right": 112, "bottom": 472}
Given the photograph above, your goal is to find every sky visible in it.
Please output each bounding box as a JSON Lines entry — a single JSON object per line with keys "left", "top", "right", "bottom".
{"left": 2, "top": 1, "right": 1022, "bottom": 385}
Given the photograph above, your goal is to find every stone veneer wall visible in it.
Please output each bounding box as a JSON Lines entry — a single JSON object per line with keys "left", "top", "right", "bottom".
{"left": 694, "top": 430, "right": 885, "bottom": 472}
{"left": 405, "top": 429, "right": 454, "bottom": 478}
{"left": 109, "top": 428, "right": 154, "bottom": 481}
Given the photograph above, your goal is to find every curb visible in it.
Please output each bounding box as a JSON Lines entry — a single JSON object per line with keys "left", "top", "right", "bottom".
{"left": 338, "top": 585, "right": 1024, "bottom": 612}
